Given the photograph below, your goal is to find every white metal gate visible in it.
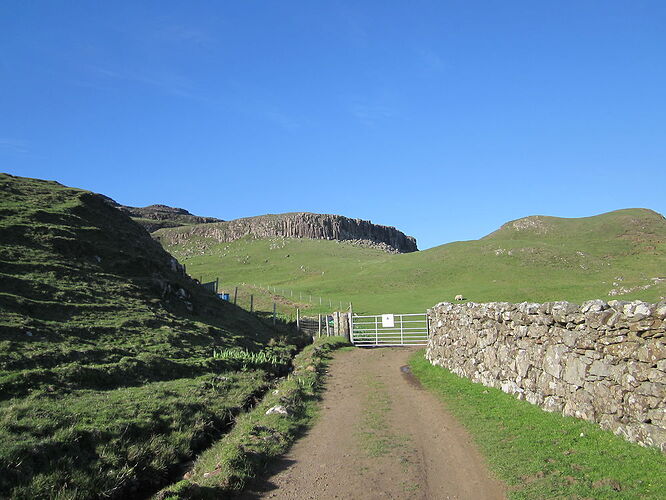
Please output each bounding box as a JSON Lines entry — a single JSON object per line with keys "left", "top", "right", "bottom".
{"left": 350, "top": 313, "right": 429, "bottom": 346}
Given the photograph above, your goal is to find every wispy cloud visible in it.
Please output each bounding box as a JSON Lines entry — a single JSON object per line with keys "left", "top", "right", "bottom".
{"left": 350, "top": 102, "right": 396, "bottom": 127}
{"left": 263, "top": 108, "right": 302, "bottom": 131}
{"left": 417, "top": 48, "right": 445, "bottom": 72}
{"left": 155, "top": 25, "right": 215, "bottom": 46}
{"left": 0, "top": 138, "right": 29, "bottom": 154}
{"left": 91, "top": 66, "right": 197, "bottom": 99}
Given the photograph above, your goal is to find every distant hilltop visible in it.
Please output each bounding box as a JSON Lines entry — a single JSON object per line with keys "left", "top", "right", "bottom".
{"left": 101, "top": 197, "right": 224, "bottom": 232}
{"left": 154, "top": 212, "right": 419, "bottom": 253}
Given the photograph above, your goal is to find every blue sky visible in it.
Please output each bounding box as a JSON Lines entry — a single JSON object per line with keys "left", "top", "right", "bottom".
{"left": 2, "top": 1, "right": 665, "bottom": 249}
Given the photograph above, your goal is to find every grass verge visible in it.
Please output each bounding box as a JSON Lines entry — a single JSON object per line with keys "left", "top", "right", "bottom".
{"left": 409, "top": 351, "right": 666, "bottom": 499}
{"left": 153, "top": 336, "right": 351, "bottom": 499}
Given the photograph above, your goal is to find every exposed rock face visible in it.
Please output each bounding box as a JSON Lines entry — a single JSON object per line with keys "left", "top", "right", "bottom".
{"left": 155, "top": 212, "right": 418, "bottom": 253}
{"left": 100, "top": 197, "right": 223, "bottom": 232}
{"left": 427, "top": 300, "right": 666, "bottom": 452}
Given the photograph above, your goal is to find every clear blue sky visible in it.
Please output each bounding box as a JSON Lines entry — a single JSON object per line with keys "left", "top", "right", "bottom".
{"left": 2, "top": 1, "right": 664, "bottom": 249}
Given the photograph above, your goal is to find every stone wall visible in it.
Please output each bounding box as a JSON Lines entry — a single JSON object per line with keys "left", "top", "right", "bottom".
{"left": 155, "top": 212, "right": 418, "bottom": 253}
{"left": 426, "top": 300, "right": 666, "bottom": 451}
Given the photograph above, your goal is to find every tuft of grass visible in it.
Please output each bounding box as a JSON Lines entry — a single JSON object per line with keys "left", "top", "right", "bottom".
{"left": 409, "top": 351, "right": 666, "bottom": 499}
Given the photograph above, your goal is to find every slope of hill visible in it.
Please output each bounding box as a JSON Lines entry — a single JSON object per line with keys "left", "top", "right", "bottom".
{"left": 0, "top": 174, "right": 301, "bottom": 498}
{"left": 154, "top": 212, "right": 418, "bottom": 253}
{"left": 159, "top": 209, "right": 666, "bottom": 314}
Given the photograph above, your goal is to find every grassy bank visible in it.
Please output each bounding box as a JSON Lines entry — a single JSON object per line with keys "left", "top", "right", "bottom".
{"left": 409, "top": 352, "right": 666, "bottom": 499}
{"left": 0, "top": 174, "right": 310, "bottom": 498}
{"left": 154, "top": 336, "right": 350, "bottom": 499}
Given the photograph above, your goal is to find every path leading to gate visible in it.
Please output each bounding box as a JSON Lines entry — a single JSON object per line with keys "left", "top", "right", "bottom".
{"left": 236, "top": 347, "right": 506, "bottom": 500}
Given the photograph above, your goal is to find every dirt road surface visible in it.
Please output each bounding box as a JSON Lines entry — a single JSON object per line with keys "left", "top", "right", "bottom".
{"left": 237, "top": 347, "right": 506, "bottom": 500}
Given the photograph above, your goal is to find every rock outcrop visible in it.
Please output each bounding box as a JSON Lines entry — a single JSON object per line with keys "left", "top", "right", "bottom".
{"left": 155, "top": 212, "right": 418, "bottom": 253}
{"left": 427, "top": 299, "right": 666, "bottom": 452}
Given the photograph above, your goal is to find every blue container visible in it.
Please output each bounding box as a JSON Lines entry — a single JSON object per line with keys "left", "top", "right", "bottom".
{"left": 217, "top": 293, "right": 230, "bottom": 301}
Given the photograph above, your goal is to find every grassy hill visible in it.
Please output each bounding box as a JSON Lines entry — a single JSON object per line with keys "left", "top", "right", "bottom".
{"left": 0, "top": 174, "right": 303, "bottom": 499}
{"left": 158, "top": 209, "right": 666, "bottom": 315}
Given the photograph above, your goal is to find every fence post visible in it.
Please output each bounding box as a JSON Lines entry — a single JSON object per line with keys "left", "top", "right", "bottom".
{"left": 326, "top": 315, "right": 330, "bottom": 336}
{"left": 273, "top": 303, "right": 276, "bottom": 327}
{"left": 215, "top": 278, "right": 219, "bottom": 294}
{"left": 318, "top": 314, "right": 322, "bottom": 338}
{"left": 348, "top": 303, "right": 353, "bottom": 343}
{"left": 233, "top": 287, "right": 238, "bottom": 305}
{"left": 250, "top": 294, "right": 254, "bottom": 313}
{"left": 296, "top": 308, "right": 300, "bottom": 331}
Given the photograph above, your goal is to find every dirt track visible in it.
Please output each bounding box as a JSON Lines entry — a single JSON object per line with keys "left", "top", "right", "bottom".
{"left": 237, "top": 347, "right": 505, "bottom": 500}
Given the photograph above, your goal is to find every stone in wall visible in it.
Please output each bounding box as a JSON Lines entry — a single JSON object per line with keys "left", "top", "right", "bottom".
{"left": 426, "top": 299, "right": 666, "bottom": 452}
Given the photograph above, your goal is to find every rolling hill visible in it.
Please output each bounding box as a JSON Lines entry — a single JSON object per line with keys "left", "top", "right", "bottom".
{"left": 157, "top": 209, "right": 666, "bottom": 314}
{"left": 0, "top": 173, "right": 303, "bottom": 498}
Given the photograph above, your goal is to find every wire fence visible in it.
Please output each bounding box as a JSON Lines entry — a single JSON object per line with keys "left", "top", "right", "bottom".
{"left": 197, "top": 278, "right": 351, "bottom": 332}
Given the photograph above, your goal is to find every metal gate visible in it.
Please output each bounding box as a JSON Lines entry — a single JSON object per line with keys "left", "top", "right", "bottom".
{"left": 350, "top": 313, "right": 429, "bottom": 346}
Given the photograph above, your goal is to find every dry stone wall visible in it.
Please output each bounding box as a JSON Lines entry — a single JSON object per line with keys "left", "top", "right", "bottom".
{"left": 426, "top": 300, "right": 666, "bottom": 451}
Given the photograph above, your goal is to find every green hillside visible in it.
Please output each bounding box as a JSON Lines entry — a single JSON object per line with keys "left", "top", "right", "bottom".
{"left": 159, "top": 209, "right": 666, "bottom": 314}
{"left": 0, "top": 174, "right": 303, "bottom": 498}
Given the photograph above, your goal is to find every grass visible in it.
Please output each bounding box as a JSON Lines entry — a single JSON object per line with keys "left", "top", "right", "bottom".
{"left": 153, "top": 336, "right": 351, "bottom": 499}
{"left": 0, "top": 173, "right": 309, "bottom": 498}
{"left": 356, "top": 378, "right": 409, "bottom": 457}
{"left": 1, "top": 371, "right": 267, "bottom": 499}
{"left": 409, "top": 351, "right": 666, "bottom": 499}
{"left": 354, "top": 377, "right": 419, "bottom": 495}
{"left": 157, "top": 208, "right": 666, "bottom": 315}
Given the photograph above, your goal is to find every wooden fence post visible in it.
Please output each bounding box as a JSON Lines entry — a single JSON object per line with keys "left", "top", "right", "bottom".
{"left": 296, "top": 308, "right": 300, "bottom": 331}
{"left": 318, "top": 314, "right": 322, "bottom": 338}
{"left": 250, "top": 294, "right": 254, "bottom": 313}
{"left": 233, "top": 287, "right": 238, "bottom": 305}
{"left": 273, "top": 302, "right": 276, "bottom": 327}
{"left": 326, "top": 315, "right": 330, "bottom": 336}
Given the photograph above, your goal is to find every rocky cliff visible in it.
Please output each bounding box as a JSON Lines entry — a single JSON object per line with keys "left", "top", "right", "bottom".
{"left": 154, "top": 212, "right": 418, "bottom": 253}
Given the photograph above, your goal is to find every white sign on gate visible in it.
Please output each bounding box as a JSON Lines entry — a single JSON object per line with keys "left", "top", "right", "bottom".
{"left": 381, "top": 314, "right": 395, "bottom": 328}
